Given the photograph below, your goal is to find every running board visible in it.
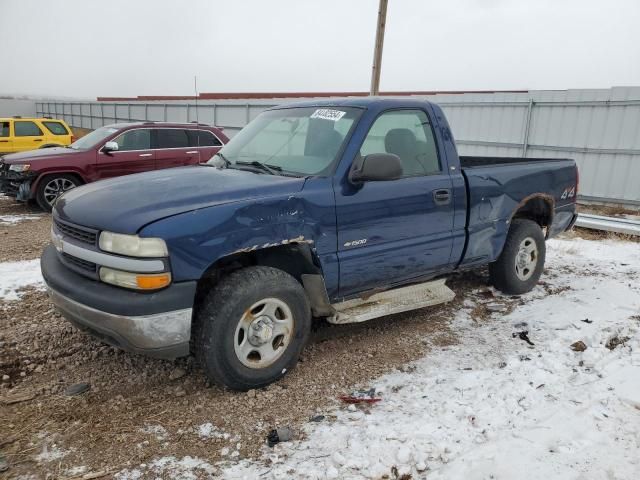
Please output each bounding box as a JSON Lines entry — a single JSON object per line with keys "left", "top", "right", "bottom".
{"left": 327, "top": 279, "right": 455, "bottom": 325}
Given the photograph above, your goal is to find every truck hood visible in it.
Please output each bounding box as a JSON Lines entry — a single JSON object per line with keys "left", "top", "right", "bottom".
{"left": 54, "top": 166, "right": 306, "bottom": 233}
{"left": 2, "top": 147, "right": 80, "bottom": 164}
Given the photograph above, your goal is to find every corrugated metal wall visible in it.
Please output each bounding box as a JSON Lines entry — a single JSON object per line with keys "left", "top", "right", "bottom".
{"left": 36, "top": 87, "right": 640, "bottom": 205}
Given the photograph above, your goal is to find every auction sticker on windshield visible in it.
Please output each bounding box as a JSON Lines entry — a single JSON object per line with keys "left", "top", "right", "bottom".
{"left": 310, "top": 109, "right": 347, "bottom": 122}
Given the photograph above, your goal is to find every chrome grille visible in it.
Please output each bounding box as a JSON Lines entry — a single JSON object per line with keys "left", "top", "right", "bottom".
{"left": 54, "top": 219, "right": 97, "bottom": 245}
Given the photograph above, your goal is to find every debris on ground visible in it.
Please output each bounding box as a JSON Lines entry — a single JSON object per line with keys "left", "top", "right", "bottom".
{"left": 168, "top": 367, "right": 187, "bottom": 381}
{"left": 1, "top": 390, "right": 36, "bottom": 405}
{"left": 0, "top": 454, "right": 8, "bottom": 472}
{"left": 486, "top": 302, "right": 508, "bottom": 312}
{"left": 309, "top": 415, "right": 325, "bottom": 422}
{"left": 581, "top": 318, "right": 593, "bottom": 324}
{"left": 267, "top": 427, "right": 294, "bottom": 447}
{"left": 339, "top": 388, "right": 382, "bottom": 404}
{"left": 606, "top": 334, "right": 630, "bottom": 350}
{"left": 64, "top": 382, "right": 91, "bottom": 397}
{"left": 513, "top": 330, "right": 535, "bottom": 346}
{"left": 570, "top": 340, "right": 588, "bottom": 352}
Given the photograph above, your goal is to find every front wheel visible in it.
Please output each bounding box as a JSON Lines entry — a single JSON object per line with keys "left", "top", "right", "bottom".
{"left": 36, "top": 174, "right": 80, "bottom": 212}
{"left": 489, "top": 219, "right": 546, "bottom": 295}
{"left": 195, "top": 266, "right": 311, "bottom": 391}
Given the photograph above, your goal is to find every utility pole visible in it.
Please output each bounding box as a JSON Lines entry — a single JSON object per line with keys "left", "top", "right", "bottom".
{"left": 370, "top": 0, "right": 389, "bottom": 96}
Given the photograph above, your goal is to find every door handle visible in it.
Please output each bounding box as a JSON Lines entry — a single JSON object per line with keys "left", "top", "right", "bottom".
{"left": 185, "top": 151, "right": 198, "bottom": 154}
{"left": 139, "top": 153, "right": 153, "bottom": 157}
{"left": 0, "top": 140, "right": 8, "bottom": 143}
{"left": 33, "top": 139, "right": 43, "bottom": 142}
{"left": 433, "top": 189, "right": 451, "bottom": 205}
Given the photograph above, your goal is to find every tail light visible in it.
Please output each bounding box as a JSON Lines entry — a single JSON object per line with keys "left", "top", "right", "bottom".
{"left": 71, "top": 135, "right": 76, "bottom": 143}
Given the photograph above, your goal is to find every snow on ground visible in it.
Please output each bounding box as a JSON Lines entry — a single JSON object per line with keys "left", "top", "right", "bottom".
{"left": 0, "top": 259, "right": 44, "bottom": 300}
{"left": 214, "top": 237, "right": 638, "bottom": 479}
{"left": 0, "top": 213, "right": 43, "bottom": 225}
{"left": 3, "top": 235, "right": 633, "bottom": 479}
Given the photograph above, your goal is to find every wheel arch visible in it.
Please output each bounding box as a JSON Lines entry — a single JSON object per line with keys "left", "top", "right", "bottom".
{"left": 510, "top": 193, "right": 555, "bottom": 237}
{"left": 30, "top": 170, "right": 87, "bottom": 198}
{"left": 193, "top": 242, "right": 331, "bottom": 322}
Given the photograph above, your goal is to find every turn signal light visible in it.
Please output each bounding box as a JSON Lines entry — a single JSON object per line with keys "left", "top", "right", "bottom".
{"left": 136, "top": 273, "right": 171, "bottom": 290}
{"left": 99, "top": 267, "right": 171, "bottom": 291}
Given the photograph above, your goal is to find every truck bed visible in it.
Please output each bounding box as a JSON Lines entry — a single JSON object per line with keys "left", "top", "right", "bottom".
{"left": 458, "top": 155, "right": 577, "bottom": 268}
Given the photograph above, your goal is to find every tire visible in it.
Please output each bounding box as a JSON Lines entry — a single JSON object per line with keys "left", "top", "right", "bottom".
{"left": 489, "top": 219, "right": 546, "bottom": 295}
{"left": 195, "top": 266, "right": 311, "bottom": 391}
{"left": 36, "top": 174, "right": 80, "bottom": 212}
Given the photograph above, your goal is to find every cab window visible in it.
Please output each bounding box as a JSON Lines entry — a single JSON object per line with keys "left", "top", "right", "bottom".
{"left": 0, "top": 122, "right": 9, "bottom": 137}
{"left": 43, "top": 121, "right": 70, "bottom": 135}
{"left": 112, "top": 129, "right": 151, "bottom": 151}
{"left": 14, "top": 121, "right": 43, "bottom": 137}
{"left": 360, "top": 109, "right": 440, "bottom": 176}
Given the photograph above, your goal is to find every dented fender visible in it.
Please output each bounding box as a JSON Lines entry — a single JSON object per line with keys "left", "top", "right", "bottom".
{"left": 139, "top": 177, "right": 341, "bottom": 295}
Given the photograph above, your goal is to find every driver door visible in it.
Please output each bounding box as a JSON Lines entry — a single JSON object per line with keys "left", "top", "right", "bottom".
{"left": 334, "top": 108, "right": 455, "bottom": 297}
{"left": 96, "top": 128, "right": 155, "bottom": 179}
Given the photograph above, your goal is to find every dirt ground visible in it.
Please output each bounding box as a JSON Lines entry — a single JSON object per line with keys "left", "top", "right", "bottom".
{"left": 0, "top": 194, "right": 633, "bottom": 479}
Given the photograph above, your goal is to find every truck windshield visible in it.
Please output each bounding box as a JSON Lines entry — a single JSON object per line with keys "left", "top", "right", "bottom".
{"left": 208, "top": 106, "right": 362, "bottom": 176}
{"left": 69, "top": 126, "right": 118, "bottom": 150}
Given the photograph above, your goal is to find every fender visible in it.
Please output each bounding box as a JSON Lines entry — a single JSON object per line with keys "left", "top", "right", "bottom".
{"left": 29, "top": 168, "right": 89, "bottom": 198}
{"left": 139, "top": 182, "right": 340, "bottom": 293}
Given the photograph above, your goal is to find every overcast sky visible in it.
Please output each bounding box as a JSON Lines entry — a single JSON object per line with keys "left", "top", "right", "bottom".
{"left": 2, "top": 0, "right": 639, "bottom": 99}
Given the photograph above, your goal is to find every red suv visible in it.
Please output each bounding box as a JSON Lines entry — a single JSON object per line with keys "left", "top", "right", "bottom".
{"left": 0, "top": 122, "right": 228, "bottom": 211}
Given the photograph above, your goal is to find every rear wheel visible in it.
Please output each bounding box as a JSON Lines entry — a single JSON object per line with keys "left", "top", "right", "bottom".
{"left": 489, "top": 219, "right": 546, "bottom": 294}
{"left": 195, "top": 266, "right": 311, "bottom": 391}
{"left": 36, "top": 174, "right": 80, "bottom": 212}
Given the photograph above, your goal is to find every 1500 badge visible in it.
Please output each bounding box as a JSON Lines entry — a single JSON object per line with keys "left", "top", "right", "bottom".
{"left": 344, "top": 239, "right": 367, "bottom": 247}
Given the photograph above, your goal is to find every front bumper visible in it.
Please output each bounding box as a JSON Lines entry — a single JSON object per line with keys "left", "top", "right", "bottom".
{"left": 41, "top": 244, "right": 196, "bottom": 358}
{"left": 0, "top": 169, "right": 34, "bottom": 200}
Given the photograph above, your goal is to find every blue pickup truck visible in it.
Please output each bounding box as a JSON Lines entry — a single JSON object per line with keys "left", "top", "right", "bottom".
{"left": 41, "top": 98, "right": 578, "bottom": 390}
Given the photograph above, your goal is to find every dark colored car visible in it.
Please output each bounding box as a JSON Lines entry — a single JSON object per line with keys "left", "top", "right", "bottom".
{"left": 0, "top": 122, "right": 228, "bottom": 211}
{"left": 41, "top": 98, "right": 578, "bottom": 390}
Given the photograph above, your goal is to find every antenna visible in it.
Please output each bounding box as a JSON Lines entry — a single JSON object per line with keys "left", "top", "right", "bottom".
{"left": 194, "top": 75, "right": 200, "bottom": 147}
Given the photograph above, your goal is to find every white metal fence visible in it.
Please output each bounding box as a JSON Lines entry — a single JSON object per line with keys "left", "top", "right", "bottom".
{"left": 36, "top": 87, "right": 640, "bottom": 206}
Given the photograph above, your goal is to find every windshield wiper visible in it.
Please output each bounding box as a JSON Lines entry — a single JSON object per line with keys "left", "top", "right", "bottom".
{"left": 201, "top": 152, "right": 230, "bottom": 168}
{"left": 215, "top": 152, "right": 231, "bottom": 166}
{"left": 235, "top": 160, "right": 282, "bottom": 175}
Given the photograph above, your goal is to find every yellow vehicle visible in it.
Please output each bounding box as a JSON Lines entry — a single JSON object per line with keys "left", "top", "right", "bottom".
{"left": 0, "top": 117, "right": 74, "bottom": 154}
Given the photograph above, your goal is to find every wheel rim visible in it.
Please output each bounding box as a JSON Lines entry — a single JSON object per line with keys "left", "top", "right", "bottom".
{"left": 514, "top": 236, "right": 538, "bottom": 281}
{"left": 43, "top": 178, "right": 76, "bottom": 206}
{"left": 233, "top": 298, "right": 294, "bottom": 369}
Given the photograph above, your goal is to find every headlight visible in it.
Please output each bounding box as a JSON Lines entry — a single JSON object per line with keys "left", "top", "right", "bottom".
{"left": 99, "top": 267, "right": 171, "bottom": 290}
{"left": 99, "top": 231, "right": 168, "bottom": 257}
{"left": 9, "top": 164, "right": 30, "bottom": 172}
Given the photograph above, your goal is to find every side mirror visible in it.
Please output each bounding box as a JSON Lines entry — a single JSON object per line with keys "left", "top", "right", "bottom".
{"left": 349, "top": 153, "right": 403, "bottom": 184}
{"left": 103, "top": 141, "right": 119, "bottom": 153}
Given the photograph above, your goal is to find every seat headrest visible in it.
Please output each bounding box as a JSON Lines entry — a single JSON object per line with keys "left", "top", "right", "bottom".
{"left": 385, "top": 128, "right": 417, "bottom": 155}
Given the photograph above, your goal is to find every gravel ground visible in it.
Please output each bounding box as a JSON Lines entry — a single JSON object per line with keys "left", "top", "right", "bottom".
{"left": 0, "top": 193, "right": 625, "bottom": 478}
{"left": 0, "top": 195, "right": 51, "bottom": 262}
